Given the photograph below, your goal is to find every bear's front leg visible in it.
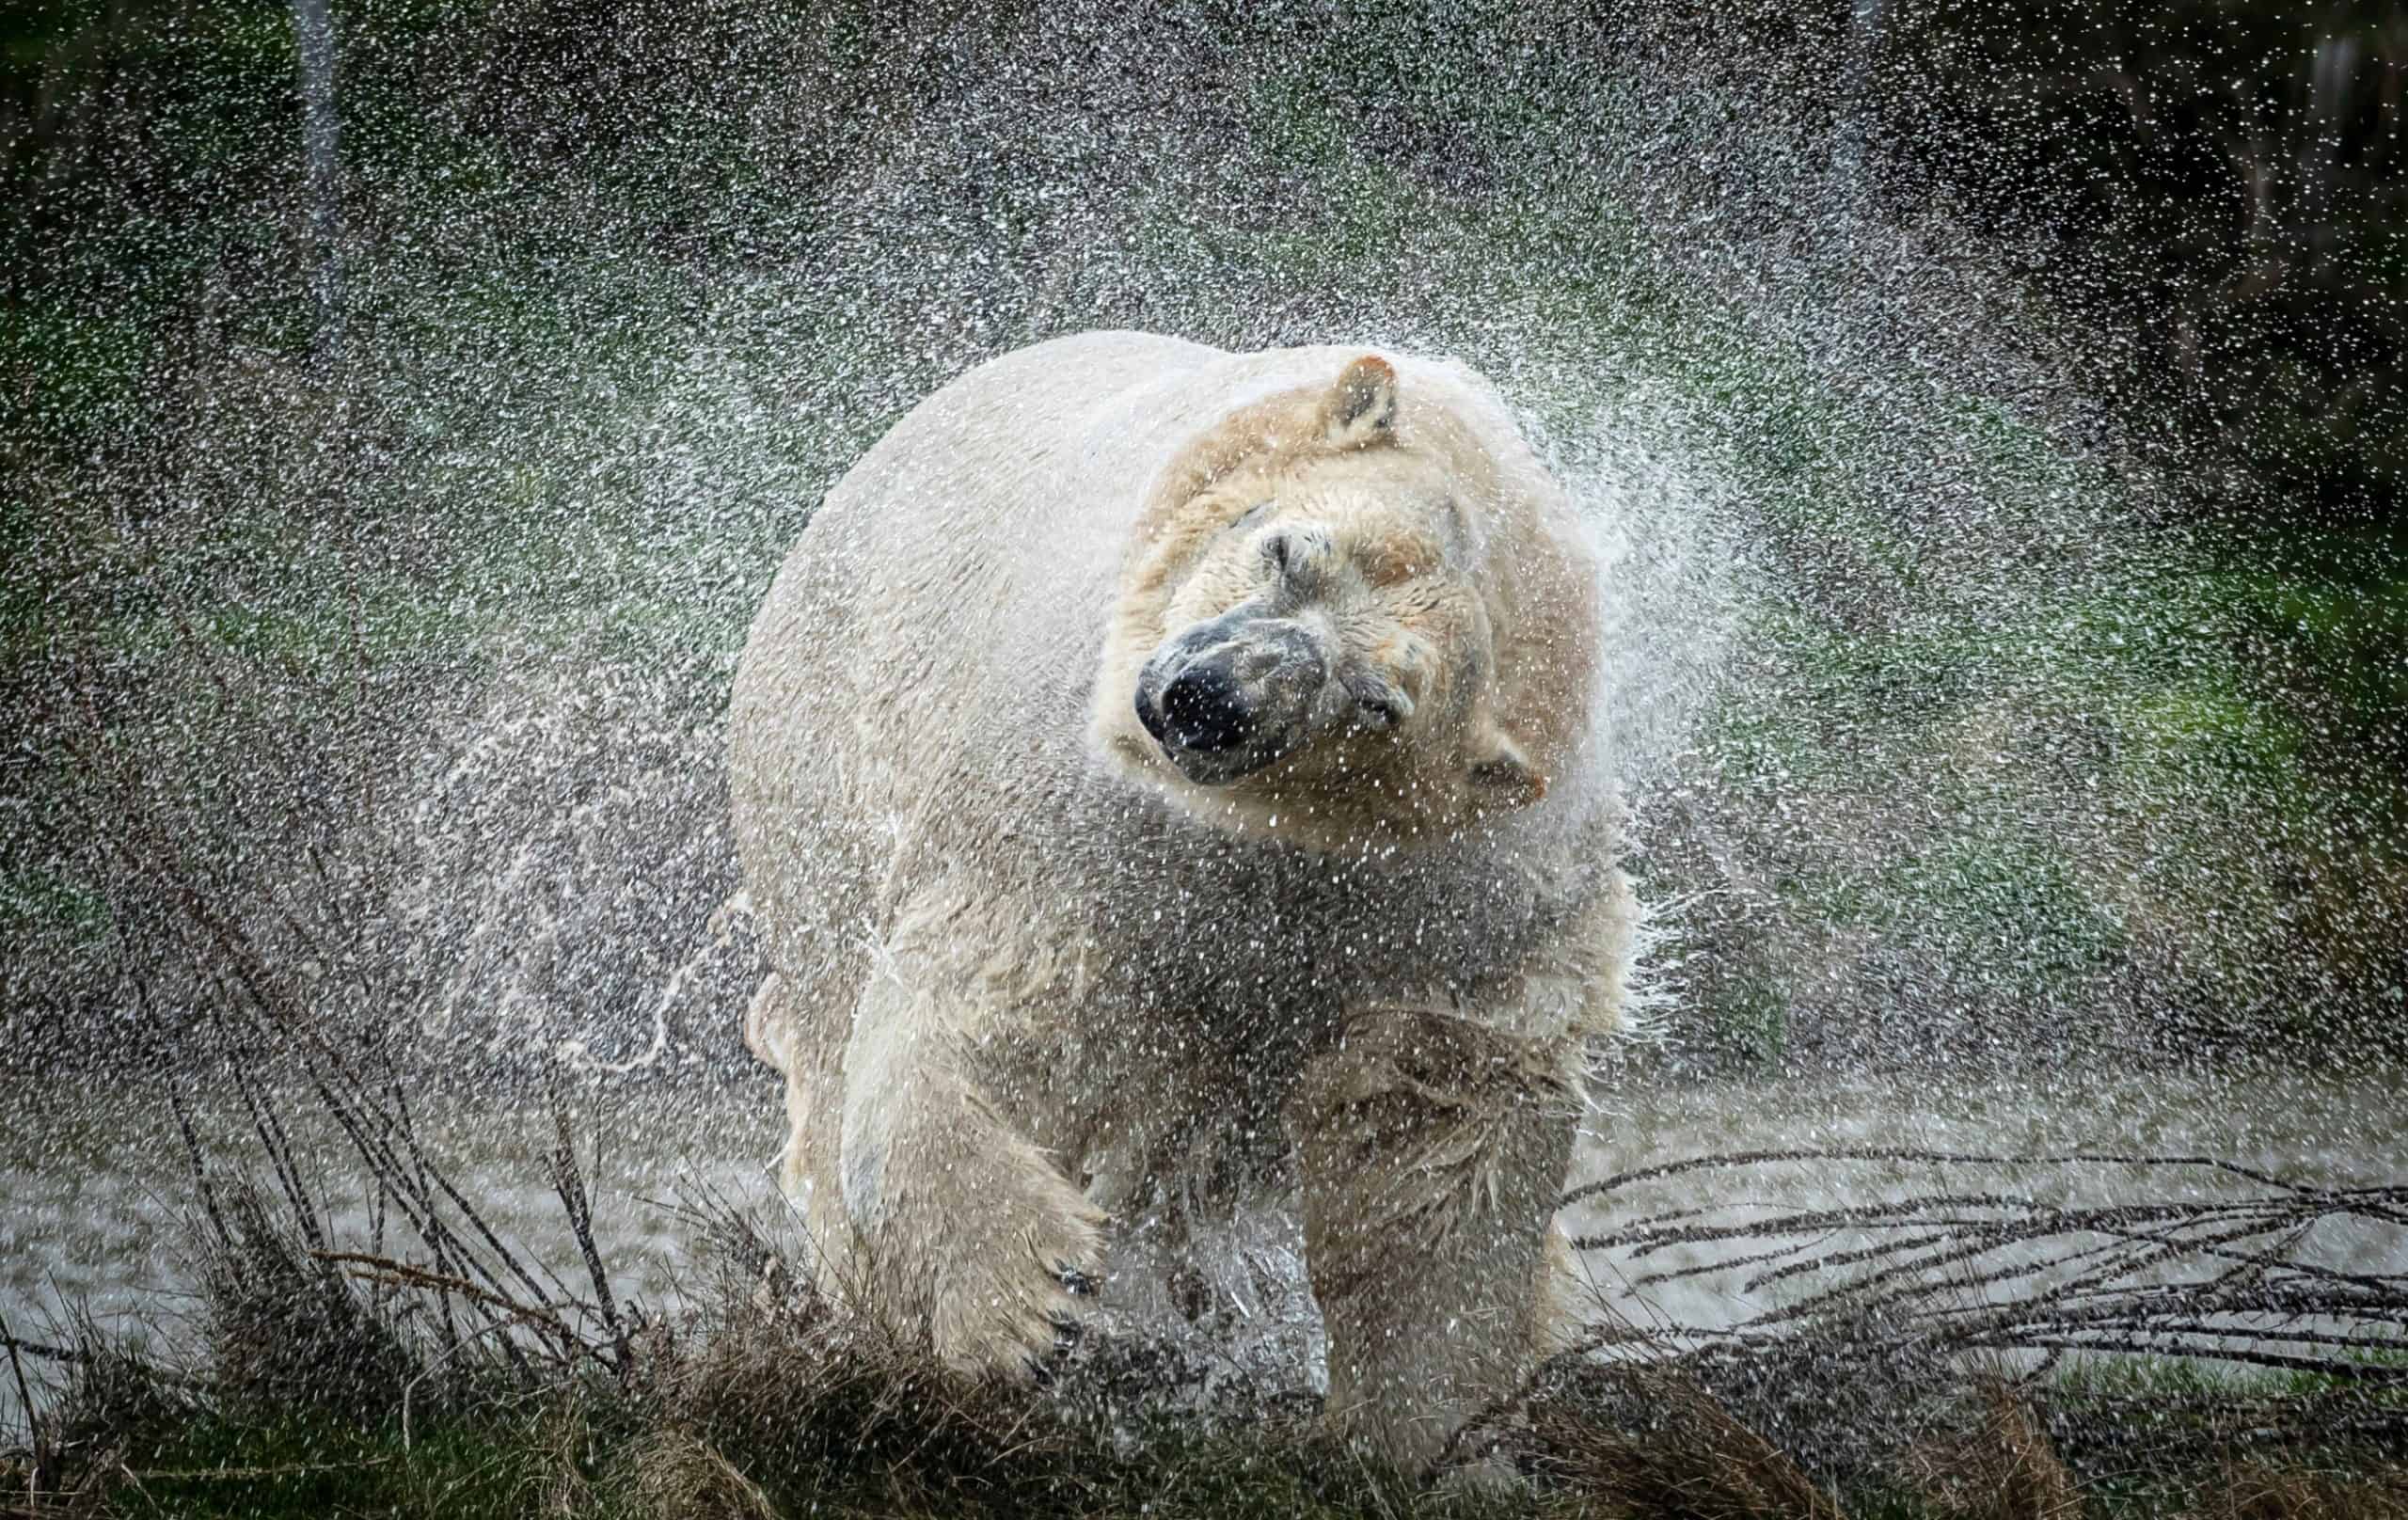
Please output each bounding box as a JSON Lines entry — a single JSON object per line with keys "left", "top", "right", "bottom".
{"left": 832, "top": 963, "right": 1106, "bottom": 1375}
{"left": 1288, "top": 1006, "right": 1582, "bottom": 1472}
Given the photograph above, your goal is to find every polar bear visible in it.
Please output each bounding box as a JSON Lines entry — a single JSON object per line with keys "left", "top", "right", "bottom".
{"left": 729, "top": 331, "right": 1636, "bottom": 1468}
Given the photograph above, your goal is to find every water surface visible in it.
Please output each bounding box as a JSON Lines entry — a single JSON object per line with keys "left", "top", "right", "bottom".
{"left": 7, "top": 1063, "right": 2399, "bottom": 1419}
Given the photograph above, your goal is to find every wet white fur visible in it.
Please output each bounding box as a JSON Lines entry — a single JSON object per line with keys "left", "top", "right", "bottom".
{"left": 729, "top": 332, "right": 1636, "bottom": 1467}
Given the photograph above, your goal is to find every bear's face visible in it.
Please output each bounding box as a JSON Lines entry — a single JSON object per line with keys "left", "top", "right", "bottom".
{"left": 1109, "top": 356, "right": 1553, "bottom": 844}
{"left": 1134, "top": 470, "right": 1485, "bottom": 786}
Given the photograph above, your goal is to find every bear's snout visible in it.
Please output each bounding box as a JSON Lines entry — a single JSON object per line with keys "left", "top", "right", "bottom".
{"left": 1135, "top": 612, "right": 1330, "bottom": 784}
{"left": 1156, "top": 660, "right": 1253, "bottom": 754}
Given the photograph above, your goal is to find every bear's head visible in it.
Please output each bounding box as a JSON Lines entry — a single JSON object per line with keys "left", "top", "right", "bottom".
{"left": 1096, "top": 353, "right": 1595, "bottom": 848}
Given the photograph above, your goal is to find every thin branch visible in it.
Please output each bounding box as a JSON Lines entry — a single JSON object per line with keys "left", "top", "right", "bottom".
{"left": 1562, "top": 1147, "right": 2324, "bottom": 1211}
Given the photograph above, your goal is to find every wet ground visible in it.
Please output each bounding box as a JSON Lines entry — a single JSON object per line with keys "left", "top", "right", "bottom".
{"left": 5, "top": 1063, "right": 2402, "bottom": 1420}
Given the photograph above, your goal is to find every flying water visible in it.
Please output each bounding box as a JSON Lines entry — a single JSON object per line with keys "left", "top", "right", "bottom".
{"left": 5, "top": 0, "right": 2400, "bottom": 1443}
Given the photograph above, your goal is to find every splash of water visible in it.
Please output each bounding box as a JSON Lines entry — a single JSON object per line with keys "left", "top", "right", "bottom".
{"left": 7, "top": 3, "right": 2383, "bottom": 1090}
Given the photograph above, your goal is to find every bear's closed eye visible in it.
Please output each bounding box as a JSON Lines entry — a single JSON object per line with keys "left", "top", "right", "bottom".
{"left": 1360, "top": 533, "right": 1442, "bottom": 589}
{"left": 1347, "top": 673, "right": 1415, "bottom": 732}
{"left": 1261, "top": 527, "right": 1333, "bottom": 591}
{"left": 1358, "top": 694, "right": 1404, "bottom": 730}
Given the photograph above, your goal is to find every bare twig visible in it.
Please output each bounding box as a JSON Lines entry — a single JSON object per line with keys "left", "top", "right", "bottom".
{"left": 546, "top": 1085, "right": 631, "bottom": 1381}
{"left": 0, "top": 1311, "right": 52, "bottom": 1507}
{"left": 1558, "top": 1147, "right": 2408, "bottom": 1397}
{"left": 309, "top": 1251, "right": 584, "bottom": 1352}
{"left": 1561, "top": 1148, "right": 2326, "bottom": 1211}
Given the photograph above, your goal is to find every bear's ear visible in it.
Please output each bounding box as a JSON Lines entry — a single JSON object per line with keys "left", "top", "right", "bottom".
{"left": 1467, "top": 726, "right": 1547, "bottom": 810}
{"left": 1323, "top": 355, "right": 1399, "bottom": 450}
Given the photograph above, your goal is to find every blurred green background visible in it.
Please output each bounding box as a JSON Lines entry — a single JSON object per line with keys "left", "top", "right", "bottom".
{"left": 2, "top": 0, "right": 2401, "bottom": 1075}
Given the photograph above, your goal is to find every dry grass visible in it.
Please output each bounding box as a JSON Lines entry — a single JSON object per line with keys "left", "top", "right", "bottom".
{"left": 630, "top": 1431, "right": 782, "bottom": 1520}
{"left": 12, "top": 1182, "right": 2408, "bottom": 1520}
{"left": 1902, "top": 1381, "right": 2083, "bottom": 1520}
{"left": 1526, "top": 1365, "right": 1846, "bottom": 1520}
{"left": 195, "top": 1182, "right": 426, "bottom": 1422}
{"left": 2194, "top": 1463, "right": 2408, "bottom": 1520}
{"left": 655, "top": 1268, "right": 1051, "bottom": 1503}
{"left": 515, "top": 1381, "right": 616, "bottom": 1519}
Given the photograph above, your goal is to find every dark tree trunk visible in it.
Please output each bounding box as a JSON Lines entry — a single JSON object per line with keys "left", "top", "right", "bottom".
{"left": 293, "top": 0, "right": 341, "bottom": 364}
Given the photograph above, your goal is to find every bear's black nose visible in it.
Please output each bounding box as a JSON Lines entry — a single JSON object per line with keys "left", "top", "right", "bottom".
{"left": 1157, "top": 662, "right": 1253, "bottom": 753}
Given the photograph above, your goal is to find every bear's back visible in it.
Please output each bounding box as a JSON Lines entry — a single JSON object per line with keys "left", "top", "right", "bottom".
{"left": 729, "top": 333, "right": 1238, "bottom": 1001}
{"left": 728, "top": 332, "right": 1613, "bottom": 1055}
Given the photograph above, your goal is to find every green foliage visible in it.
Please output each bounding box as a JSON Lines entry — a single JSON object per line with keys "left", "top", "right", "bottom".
{"left": 0, "top": 867, "right": 109, "bottom": 944}
{"left": 3, "top": 0, "right": 2404, "bottom": 1069}
{"left": 55, "top": 1354, "right": 2408, "bottom": 1518}
{"left": 0, "top": 302, "right": 156, "bottom": 435}
{"left": 1709, "top": 969, "right": 1795, "bottom": 1069}
{"left": 109, "top": 1409, "right": 566, "bottom": 1519}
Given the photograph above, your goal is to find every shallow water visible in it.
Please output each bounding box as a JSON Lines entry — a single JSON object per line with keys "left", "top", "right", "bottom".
{"left": 6, "top": 1062, "right": 2400, "bottom": 1427}
{"left": 1568, "top": 1063, "right": 2407, "bottom": 1336}
{"left": 1, "top": 1078, "right": 777, "bottom": 1364}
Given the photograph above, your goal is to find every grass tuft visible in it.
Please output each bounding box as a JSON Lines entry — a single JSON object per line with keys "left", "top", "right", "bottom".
{"left": 630, "top": 1429, "right": 784, "bottom": 1520}
{"left": 2200, "top": 1463, "right": 2408, "bottom": 1520}
{"left": 1902, "top": 1381, "right": 2081, "bottom": 1520}
{"left": 196, "top": 1182, "right": 425, "bottom": 1424}
{"left": 1527, "top": 1364, "right": 1845, "bottom": 1520}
